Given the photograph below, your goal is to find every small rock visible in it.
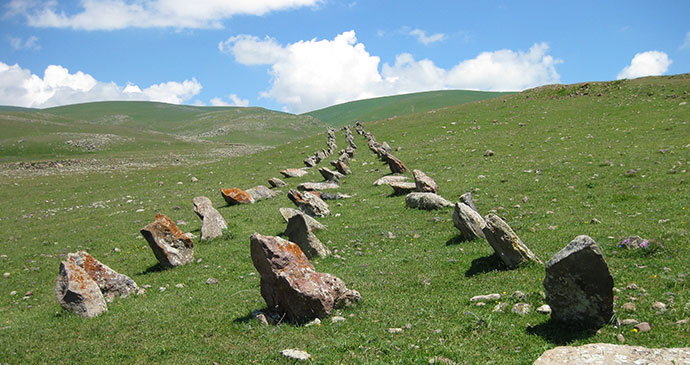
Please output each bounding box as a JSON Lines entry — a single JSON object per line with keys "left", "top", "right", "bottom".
{"left": 190, "top": 177, "right": 198, "bottom": 183}
{"left": 625, "top": 283, "right": 639, "bottom": 290}
{"left": 590, "top": 218, "right": 601, "bottom": 224}
{"left": 675, "top": 319, "right": 689, "bottom": 325}
{"left": 113, "top": 247, "right": 121, "bottom": 253}
{"left": 620, "top": 319, "right": 639, "bottom": 326}
{"left": 280, "top": 349, "right": 311, "bottom": 361}
{"left": 634, "top": 322, "right": 651, "bottom": 332}
{"left": 651, "top": 301, "right": 667, "bottom": 312}
{"left": 470, "top": 293, "right": 501, "bottom": 303}
{"left": 304, "top": 318, "right": 321, "bottom": 327}
{"left": 386, "top": 231, "right": 396, "bottom": 239}
{"left": 159, "top": 287, "right": 166, "bottom": 292}
{"left": 617, "top": 333, "right": 625, "bottom": 343}
{"left": 331, "top": 316, "right": 345, "bottom": 323}
{"left": 493, "top": 302, "right": 508, "bottom": 312}
{"left": 511, "top": 290, "right": 526, "bottom": 299}
{"left": 429, "top": 355, "right": 456, "bottom": 364}
{"left": 536, "top": 304, "right": 551, "bottom": 314}
{"left": 484, "top": 150, "right": 495, "bottom": 157}
{"left": 387, "top": 328, "right": 403, "bottom": 334}
{"left": 175, "top": 283, "right": 184, "bottom": 288}
{"left": 3, "top": 272, "right": 9, "bottom": 279}
{"left": 512, "top": 303, "right": 531, "bottom": 315}
{"left": 10, "top": 290, "right": 17, "bottom": 296}
{"left": 621, "top": 302, "right": 636, "bottom": 311}
{"left": 206, "top": 277, "right": 218, "bottom": 285}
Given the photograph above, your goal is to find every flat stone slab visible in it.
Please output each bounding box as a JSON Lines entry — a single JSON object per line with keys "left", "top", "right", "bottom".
{"left": 279, "top": 208, "right": 326, "bottom": 231}
{"left": 288, "top": 189, "right": 330, "bottom": 217}
{"left": 534, "top": 344, "right": 690, "bottom": 365}
{"left": 284, "top": 214, "right": 331, "bottom": 258}
{"left": 268, "top": 177, "right": 287, "bottom": 187}
{"left": 246, "top": 185, "right": 278, "bottom": 202}
{"left": 413, "top": 169, "right": 438, "bottom": 193}
{"left": 389, "top": 181, "right": 417, "bottom": 195}
{"left": 297, "top": 182, "right": 340, "bottom": 191}
{"left": 405, "top": 192, "right": 453, "bottom": 210}
{"left": 373, "top": 176, "right": 409, "bottom": 186}
{"left": 280, "top": 168, "right": 309, "bottom": 178}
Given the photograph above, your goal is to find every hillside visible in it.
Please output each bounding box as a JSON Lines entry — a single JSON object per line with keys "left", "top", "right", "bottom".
{"left": 0, "top": 75, "right": 688, "bottom": 363}
{"left": 305, "top": 89, "right": 513, "bottom": 126}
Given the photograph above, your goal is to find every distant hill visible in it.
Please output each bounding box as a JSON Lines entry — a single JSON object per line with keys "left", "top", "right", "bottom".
{"left": 305, "top": 90, "right": 513, "bottom": 126}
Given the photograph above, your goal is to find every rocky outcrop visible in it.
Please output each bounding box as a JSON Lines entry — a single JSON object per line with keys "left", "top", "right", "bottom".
{"left": 250, "top": 233, "right": 360, "bottom": 323}
{"left": 193, "top": 196, "right": 227, "bottom": 241}
{"left": 534, "top": 344, "right": 690, "bottom": 365}
{"left": 284, "top": 214, "right": 331, "bottom": 258}
{"left": 140, "top": 214, "right": 194, "bottom": 268}
{"left": 482, "top": 214, "right": 541, "bottom": 268}
{"left": 66, "top": 251, "right": 140, "bottom": 301}
{"left": 413, "top": 169, "right": 438, "bottom": 193}
{"left": 221, "top": 188, "right": 255, "bottom": 205}
{"left": 287, "top": 189, "right": 330, "bottom": 217}
{"left": 405, "top": 192, "right": 453, "bottom": 210}
{"left": 55, "top": 261, "right": 108, "bottom": 318}
{"left": 544, "top": 235, "right": 614, "bottom": 328}
{"left": 279, "top": 208, "right": 326, "bottom": 231}
{"left": 452, "top": 202, "right": 486, "bottom": 241}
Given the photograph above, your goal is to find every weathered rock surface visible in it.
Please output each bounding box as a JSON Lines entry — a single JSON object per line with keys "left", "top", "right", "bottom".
{"left": 246, "top": 185, "right": 278, "bottom": 202}
{"left": 319, "top": 167, "right": 344, "bottom": 182}
{"left": 452, "top": 202, "right": 486, "bottom": 241}
{"left": 288, "top": 189, "right": 330, "bottom": 217}
{"left": 482, "top": 214, "right": 541, "bottom": 268}
{"left": 55, "top": 261, "right": 108, "bottom": 317}
{"left": 250, "top": 233, "right": 360, "bottom": 323}
{"left": 279, "top": 208, "right": 326, "bottom": 231}
{"left": 319, "top": 192, "right": 352, "bottom": 200}
{"left": 544, "top": 235, "right": 614, "bottom": 328}
{"left": 405, "top": 192, "right": 453, "bottom": 210}
{"left": 297, "top": 181, "right": 340, "bottom": 191}
{"left": 384, "top": 153, "right": 408, "bottom": 173}
{"left": 193, "top": 196, "right": 227, "bottom": 241}
{"left": 331, "top": 159, "right": 351, "bottom": 175}
{"left": 373, "top": 175, "right": 409, "bottom": 186}
{"left": 303, "top": 156, "right": 316, "bottom": 167}
{"left": 67, "top": 251, "right": 139, "bottom": 301}
{"left": 140, "top": 214, "right": 194, "bottom": 268}
{"left": 268, "top": 177, "right": 287, "bottom": 188}
{"left": 280, "top": 168, "right": 309, "bottom": 178}
{"left": 284, "top": 214, "right": 330, "bottom": 258}
{"left": 389, "top": 181, "right": 417, "bottom": 195}
{"left": 533, "top": 343, "right": 690, "bottom": 365}
{"left": 413, "top": 169, "right": 439, "bottom": 193}
{"left": 470, "top": 293, "right": 501, "bottom": 303}
{"left": 221, "top": 188, "right": 255, "bottom": 205}
{"left": 281, "top": 349, "right": 311, "bottom": 361}
{"left": 459, "top": 192, "right": 479, "bottom": 213}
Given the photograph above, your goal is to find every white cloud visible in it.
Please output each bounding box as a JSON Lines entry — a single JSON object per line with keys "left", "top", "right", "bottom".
{"left": 0, "top": 61, "right": 202, "bottom": 108}
{"left": 9, "top": 0, "right": 321, "bottom": 30}
{"left": 210, "top": 94, "right": 249, "bottom": 107}
{"left": 681, "top": 31, "right": 690, "bottom": 50}
{"left": 222, "top": 30, "right": 562, "bottom": 113}
{"left": 617, "top": 51, "right": 672, "bottom": 80}
{"left": 408, "top": 28, "right": 445, "bottom": 45}
{"left": 9, "top": 35, "right": 41, "bottom": 50}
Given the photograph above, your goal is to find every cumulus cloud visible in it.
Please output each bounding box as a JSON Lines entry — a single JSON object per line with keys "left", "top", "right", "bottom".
{"left": 6, "top": 0, "right": 321, "bottom": 30}
{"left": 210, "top": 94, "right": 249, "bottom": 107}
{"left": 221, "top": 30, "right": 561, "bottom": 113}
{"left": 617, "top": 51, "right": 672, "bottom": 80}
{"left": 0, "top": 61, "right": 202, "bottom": 108}
{"left": 9, "top": 35, "right": 41, "bottom": 50}
{"left": 408, "top": 28, "right": 445, "bottom": 45}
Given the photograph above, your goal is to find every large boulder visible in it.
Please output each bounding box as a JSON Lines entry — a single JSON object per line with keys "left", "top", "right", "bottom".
{"left": 319, "top": 167, "right": 344, "bottom": 182}
{"left": 287, "top": 189, "right": 330, "bottom": 217}
{"left": 280, "top": 168, "right": 308, "bottom": 178}
{"left": 544, "top": 235, "right": 614, "bottom": 328}
{"left": 452, "top": 202, "right": 486, "bottom": 241}
{"left": 279, "top": 208, "right": 326, "bottom": 231}
{"left": 140, "top": 214, "right": 194, "bottom": 268}
{"left": 533, "top": 344, "right": 690, "bottom": 365}
{"left": 413, "top": 169, "right": 439, "bottom": 193}
{"left": 268, "top": 177, "right": 287, "bottom": 188}
{"left": 297, "top": 182, "right": 340, "bottom": 191}
{"left": 250, "top": 233, "right": 360, "bottom": 323}
{"left": 67, "top": 251, "right": 139, "bottom": 301}
{"left": 193, "top": 196, "right": 227, "bottom": 241}
{"left": 405, "top": 192, "right": 453, "bottom": 210}
{"left": 246, "top": 185, "right": 278, "bottom": 202}
{"left": 373, "top": 175, "right": 409, "bottom": 186}
{"left": 55, "top": 261, "right": 108, "bottom": 318}
{"left": 384, "top": 153, "right": 408, "bottom": 173}
{"left": 221, "top": 188, "right": 255, "bottom": 205}
{"left": 482, "top": 214, "right": 541, "bottom": 268}
{"left": 284, "top": 214, "right": 331, "bottom": 258}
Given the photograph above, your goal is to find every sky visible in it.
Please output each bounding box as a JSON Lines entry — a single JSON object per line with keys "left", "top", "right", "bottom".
{"left": 0, "top": 1, "right": 688, "bottom": 113}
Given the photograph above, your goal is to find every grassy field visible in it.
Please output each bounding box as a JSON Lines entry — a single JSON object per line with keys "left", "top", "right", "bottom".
{"left": 0, "top": 75, "right": 688, "bottom": 363}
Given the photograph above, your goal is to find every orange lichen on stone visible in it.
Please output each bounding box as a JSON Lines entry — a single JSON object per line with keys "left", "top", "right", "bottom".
{"left": 221, "top": 188, "right": 254, "bottom": 205}
{"left": 154, "top": 213, "right": 189, "bottom": 242}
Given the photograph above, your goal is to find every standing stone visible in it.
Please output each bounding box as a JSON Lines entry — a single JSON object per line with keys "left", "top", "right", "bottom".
{"left": 280, "top": 168, "right": 308, "bottom": 178}
{"left": 544, "top": 235, "right": 614, "bottom": 328}
{"left": 319, "top": 167, "right": 344, "bottom": 182}
{"left": 268, "top": 177, "right": 287, "bottom": 188}
{"left": 384, "top": 153, "right": 408, "bottom": 173}
{"left": 482, "top": 214, "right": 541, "bottom": 268}
{"left": 332, "top": 159, "right": 351, "bottom": 175}
{"left": 285, "top": 214, "right": 331, "bottom": 258}
{"left": 246, "top": 185, "right": 278, "bottom": 202}
{"left": 55, "top": 261, "right": 108, "bottom": 317}
{"left": 250, "top": 233, "right": 360, "bottom": 323}
{"left": 193, "top": 196, "right": 227, "bottom": 241}
{"left": 534, "top": 344, "right": 690, "bottom": 365}
{"left": 67, "top": 251, "right": 140, "bottom": 301}
{"left": 303, "top": 156, "right": 316, "bottom": 167}
{"left": 452, "top": 202, "right": 486, "bottom": 241}
{"left": 287, "top": 189, "right": 330, "bottom": 217}
{"left": 141, "top": 214, "right": 194, "bottom": 268}
{"left": 221, "top": 188, "right": 255, "bottom": 205}
{"left": 279, "top": 208, "right": 326, "bottom": 231}
{"left": 405, "top": 192, "right": 453, "bottom": 210}
{"left": 413, "top": 169, "right": 439, "bottom": 193}
{"left": 459, "top": 192, "right": 479, "bottom": 213}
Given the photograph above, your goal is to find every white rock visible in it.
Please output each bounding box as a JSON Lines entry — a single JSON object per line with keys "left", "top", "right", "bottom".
{"left": 281, "top": 349, "right": 311, "bottom": 360}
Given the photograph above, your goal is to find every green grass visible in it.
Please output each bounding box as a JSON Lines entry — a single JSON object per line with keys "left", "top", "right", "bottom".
{"left": 305, "top": 89, "right": 513, "bottom": 126}
{"left": 0, "top": 75, "right": 688, "bottom": 363}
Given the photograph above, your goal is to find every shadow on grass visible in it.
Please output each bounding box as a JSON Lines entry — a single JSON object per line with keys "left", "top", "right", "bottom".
{"left": 527, "top": 320, "right": 600, "bottom": 345}
{"left": 233, "top": 308, "right": 292, "bottom": 326}
{"left": 464, "top": 254, "right": 508, "bottom": 277}
{"left": 445, "top": 235, "right": 466, "bottom": 246}
{"left": 137, "top": 263, "right": 166, "bottom": 275}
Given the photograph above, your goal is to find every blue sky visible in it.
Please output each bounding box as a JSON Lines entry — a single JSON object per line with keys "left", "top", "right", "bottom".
{"left": 1, "top": 1, "right": 688, "bottom": 113}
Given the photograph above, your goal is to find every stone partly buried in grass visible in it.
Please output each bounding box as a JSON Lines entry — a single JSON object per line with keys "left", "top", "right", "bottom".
{"left": 221, "top": 187, "right": 255, "bottom": 205}
{"left": 405, "top": 192, "right": 453, "bottom": 210}
{"left": 280, "top": 168, "right": 309, "bottom": 178}
{"left": 250, "top": 233, "right": 360, "bottom": 323}
{"left": 284, "top": 213, "right": 331, "bottom": 259}
{"left": 193, "top": 196, "right": 227, "bottom": 241}
{"left": 66, "top": 251, "right": 140, "bottom": 301}
{"left": 482, "top": 214, "right": 541, "bottom": 268}
{"left": 55, "top": 260, "right": 108, "bottom": 318}
{"left": 141, "top": 214, "right": 194, "bottom": 268}
{"left": 543, "top": 235, "right": 614, "bottom": 328}
{"left": 452, "top": 202, "right": 486, "bottom": 241}
{"left": 534, "top": 343, "right": 690, "bottom": 364}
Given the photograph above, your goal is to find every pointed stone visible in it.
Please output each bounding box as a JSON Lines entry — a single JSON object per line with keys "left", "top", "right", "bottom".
{"left": 482, "top": 214, "right": 541, "bottom": 268}
{"left": 285, "top": 214, "right": 330, "bottom": 258}
{"left": 384, "top": 152, "right": 408, "bottom": 173}
{"left": 452, "top": 202, "right": 486, "bottom": 241}
{"left": 140, "top": 214, "right": 194, "bottom": 268}
{"left": 318, "top": 167, "right": 344, "bottom": 182}
{"left": 193, "top": 196, "right": 227, "bottom": 241}
{"left": 332, "top": 159, "right": 352, "bottom": 175}
{"left": 287, "top": 189, "right": 330, "bottom": 217}
{"left": 221, "top": 188, "right": 255, "bottom": 205}
{"left": 413, "top": 169, "right": 439, "bottom": 193}
{"left": 459, "top": 192, "right": 479, "bottom": 213}
{"left": 268, "top": 177, "right": 287, "bottom": 188}
{"left": 303, "top": 156, "right": 316, "bottom": 167}
{"left": 279, "top": 208, "right": 326, "bottom": 231}
{"left": 55, "top": 261, "right": 107, "bottom": 317}
{"left": 67, "top": 251, "right": 139, "bottom": 301}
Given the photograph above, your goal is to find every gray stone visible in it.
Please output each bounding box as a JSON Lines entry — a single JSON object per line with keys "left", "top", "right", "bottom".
{"left": 279, "top": 208, "right": 326, "bottom": 231}
{"left": 319, "top": 192, "right": 352, "bottom": 200}
{"left": 482, "top": 214, "right": 541, "bottom": 268}
{"left": 287, "top": 189, "right": 330, "bottom": 217}
{"left": 452, "top": 202, "right": 486, "bottom": 241}
{"left": 246, "top": 185, "right": 278, "bottom": 202}
{"left": 383, "top": 152, "right": 408, "bottom": 173}
{"left": 297, "top": 181, "right": 340, "bottom": 191}
{"left": 193, "top": 196, "right": 227, "bottom": 241}
{"left": 470, "top": 293, "right": 501, "bottom": 303}
{"left": 281, "top": 349, "right": 311, "bottom": 361}
{"left": 67, "top": 251, "right": 140, "bottom": 301}
{"left": 389, "top": 181, "right": 417, "bottom": 195}
{"left": 268, "top": 177, "right": 287, "bottom": 188}
{"left": 413, "top": 169, "right": 439, "bottom": 193}
{"left": 303, "top": 156, "right": 316, "bottom": 167}
{"left": 544, "top": 235, "right": 613, "bottom": 328}
{"left": 405, "top": 192, "right": 453, "bottom": 210}
{"left": 534, "top": 344, "right": 690, "bottom": 365}
{"left": 285, "top": 214, "right": 331, "bottom": 258}
{"left": 331, "top": 159, "right": 351, "bottom": 175}
{"left": 373, "top": 175, "right": 409, "bottom": 186}
{"left": 318, "top": 167, "right": 345, "bottom": 182}
{"left": 459, "top": 192, "right": 479, "bottom": 213}
{"left": 536, "top": 304, "right": 552, "bottom": 314}
{"left": 140, "top": 214, "right": 194, "bottom": 268}
{"left": 55, "top": 261, "right": 108, "bottom": 317}
{"left": 512, "top": 302, "right": 531, "bottom": 315}
{"left": 280, "top": 168, "right": 309, "bottom": 178}
{"left": 635, "top": 322, "right": 651, "bottom": 332}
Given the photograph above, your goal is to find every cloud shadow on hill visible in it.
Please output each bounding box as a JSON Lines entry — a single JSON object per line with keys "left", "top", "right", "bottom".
{"left": 464, "top": 254, "right": 508, "bottom": 277}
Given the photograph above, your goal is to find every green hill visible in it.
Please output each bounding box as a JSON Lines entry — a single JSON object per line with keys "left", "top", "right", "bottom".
{"left": 305, "top": 89, "right": 513, "bottom": 126}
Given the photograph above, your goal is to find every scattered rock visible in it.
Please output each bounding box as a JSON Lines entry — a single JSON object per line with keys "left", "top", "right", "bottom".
{"left": 284, "top": 213, "right": 331, "bottom": 259}
{"left": 405, "top": 192, "right": 453, "bottom": 210}
{"left": 331, "top": 316, "right": 345, "bottom": 323}
{"left": 175, "top": 283, "right": 184, "bottom": 289}
{"left": 304, "top": 318, "right": 321, "bottom": 327}
{"left": 675, "top": 319, "right": 688, "bottom": 326}
{"left": 484, "top": 150, "right": 495, "bottom": 157}
{"left": 303, "top": 156, "right": 316, "bottom": 168}
{"left": 373, "top": 176, "right": 409, "bottom": 186}
{"left": 620, "top": 319, "right": 639, "bottom": 326}
{"left": 634, "top": 322, "right": 651, "bottom": 332}
{"left": 190, "top": 176, "right": 198, "bottom": 183}
{"left": 319, "top": 192, "right": 352, "bottom": 200}
{"left": 279, "top": 208, "right": 326, "bottom": 231}
{"left": 389, "top": 181, "right": 417, "bottom": 195}
{"left": 534, "top": 344, "right": 690, "bottom": 365}
{"left": 206, "top": 277, "right": 218, "bottom": 285}
{"left": 429, "top": 355, "right": 457, "bottom": 364}
{"left": 287, "top": 190, "right": 330, "bottom": 217}
{"left": 493, "top": 302, "right": 508, "bottom": 312}
{"left": 536, "top": 304, "right": 552, "bottom": 314}
{"left": 280, "top": 168, "right": 309, "bottom": 178}
{"left": 140, "top": 214, "right": 194, "bottom": 268}
{"left": 246, "top": 185, "right": 278, "bottom": 202}
{"left": 193, "top": 196, "right": 228, "bottom": 241}
{"left": 413, "top": 169, "right": 439, "bottom": 193}
{"left": 332, "top": 159, "right": 351, "bottom": 175}
{"left": 268, "top": 177, "right": 287, "bottom": 188}
{"left": 590, "top": 218, "right": 601, "bottom": 224}
{"left": 387, "top": 328, "right": 403, "bottom": 334}
{"left": 221, "top": 188, "right": 255, "bottom": 205}
{"left": 470, "top": 293, "right": 501, "bottom": 303}
{"left": 3, "top": 272, "right": 9, "bottom": 279}
{"left": 319, "top": 167, "right": 344, "bottom": 182}
{"left": 67, "top": 251, "right": 140, "bottom": 300}
{"left": 281, "top": 349, "right": 311, "bottom": 361}
{"left": 452, "top": 202, "right": 486, "bottom": 241}
{"left": 297, "top": 182, "right": 340, "bottom": 191}
{"left": 651, "top": 302, "right": 667, "bottom": 312}
{"left": 55, "top": 261, "right": 108, "bottom": 318}
{"left": 512, "top": 303, "right": 531, "bottom": 315}
{"left": 621, "top": 302, "right": 636, "bottom": 311}
{"left": 250, "top": 233, "right": 360, "bottom": 323}
{"left": 252, "top": 310, "right": 270, "bottom": 326}
{"left": 482, "top": 214, "right": 541, "bottom": 268}
{"left": 544, "top": 235, "right": 613, "bottom": 328}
